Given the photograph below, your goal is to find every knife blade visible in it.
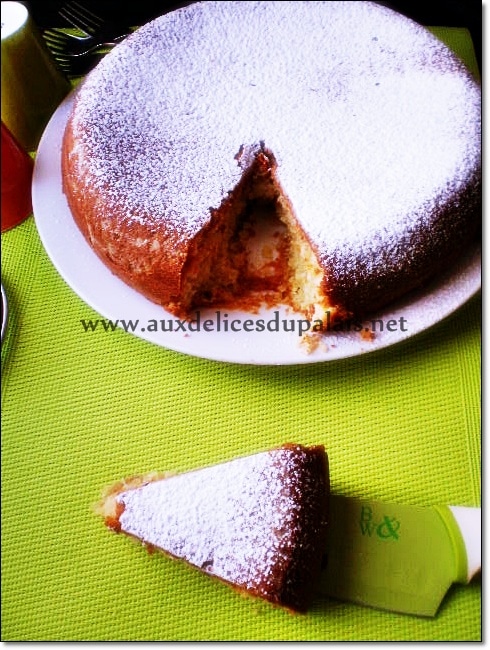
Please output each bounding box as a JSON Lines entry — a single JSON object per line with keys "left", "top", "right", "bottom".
{"left": 319, "top": 495, "right": 481, "bottom": 616}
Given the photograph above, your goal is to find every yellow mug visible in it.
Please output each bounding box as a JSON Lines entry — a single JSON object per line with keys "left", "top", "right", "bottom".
{"left": 1, "top": 1, "right": 70, "bottom": 151}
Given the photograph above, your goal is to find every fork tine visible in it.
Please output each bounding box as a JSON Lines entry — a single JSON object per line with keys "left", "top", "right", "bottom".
{"left": 44, "top": 42, "right": 68, "bottom": 54}
{"left": 43, "top": 36, "right": 67, "bottom": 46}
{"left": 58, "top": 1, "right": 102, "bottom": 35}
{"left": 58, "top": 52, "right": 104, "bottom": 77}
{"left": 43, "top": 29, "right": 71, "bottom": 46}
{"left": 50, "top": 47, "right": 108, "bottom": 62}
{"left": 43, "top": 29, "right": 86, "bottom": 59}
{"left": 69, "top": 1, "right": 103, "bottom": 27}
{"left": 43, "top": 31, "right": 73, "bottom": 56}
{"left": 43, "top": 28, "right": 70, "bottom": 41}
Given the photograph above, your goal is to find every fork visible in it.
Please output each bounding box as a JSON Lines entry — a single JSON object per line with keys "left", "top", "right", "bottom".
{"left": 58, "top": 1, "right": 133, "bottom": 42}
{"left": 42, "top": 27, "right": 119, "bottom": 76}
{"left": 43, "top": 27, "right": 122, "bottom": 56}
{"left": 53, "top": 51, "right": 106, "bottom": 77}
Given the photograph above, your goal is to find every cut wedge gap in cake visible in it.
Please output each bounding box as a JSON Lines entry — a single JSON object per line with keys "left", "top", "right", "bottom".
{"left": 173, "top": 143, "right": 345, "bottom": 326}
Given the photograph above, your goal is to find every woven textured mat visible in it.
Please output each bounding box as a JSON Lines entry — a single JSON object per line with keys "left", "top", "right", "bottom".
{"left": 1, "top": 26, "right": 481, "bottom": 641}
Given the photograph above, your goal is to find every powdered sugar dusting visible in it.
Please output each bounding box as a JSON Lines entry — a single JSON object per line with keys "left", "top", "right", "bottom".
{"left": 116, "top": 446, "right": 327, "bottom": 598}
{"left": 65, "top": 1, "right": 481, "bottom": 281}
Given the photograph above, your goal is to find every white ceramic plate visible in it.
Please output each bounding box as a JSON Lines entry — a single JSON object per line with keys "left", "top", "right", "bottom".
{"left": 1, "top": 282, "right": 8, "bottom": 343}
{"left": 32, "top": 92, "right": 481, "bottom": 365}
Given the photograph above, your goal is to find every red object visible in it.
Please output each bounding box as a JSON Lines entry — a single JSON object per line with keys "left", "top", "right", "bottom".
{"left": 1, "top": 122, "right": 34, "bottom": 232}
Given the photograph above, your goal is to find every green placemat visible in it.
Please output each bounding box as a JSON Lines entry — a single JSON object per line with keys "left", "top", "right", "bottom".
{"left": 1, "top": 26, "right": 481, "bottom": 641}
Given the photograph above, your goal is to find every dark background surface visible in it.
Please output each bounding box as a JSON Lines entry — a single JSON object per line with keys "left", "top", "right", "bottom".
{"left": 23, "top": 0, "right": 482, "bottom": 73}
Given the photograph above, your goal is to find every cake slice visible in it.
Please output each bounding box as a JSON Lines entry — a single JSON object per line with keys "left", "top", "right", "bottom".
{"left": 98, "top": 444, "right": 329, "bottom": 612}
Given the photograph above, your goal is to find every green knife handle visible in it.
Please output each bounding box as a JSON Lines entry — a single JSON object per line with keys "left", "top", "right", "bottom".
{"left": 436, "top": 506, "right": 481, "bottom": 584}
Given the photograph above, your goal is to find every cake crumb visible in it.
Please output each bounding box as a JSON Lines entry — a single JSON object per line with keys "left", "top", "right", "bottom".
{"left": 361, "top": 328, "right": 376, "bottom": 342}
{"left": 299, "top": 332, "right": 325, "bottom": 354}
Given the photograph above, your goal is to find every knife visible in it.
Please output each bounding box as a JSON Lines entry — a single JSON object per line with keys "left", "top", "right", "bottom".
{"left": 319, "top": 495, "right": 481, "bottom": 616}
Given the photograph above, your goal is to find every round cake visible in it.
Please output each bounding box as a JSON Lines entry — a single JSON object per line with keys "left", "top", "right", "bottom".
{"left": 61, "top": 1, "right": 481, "bottom": 324}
